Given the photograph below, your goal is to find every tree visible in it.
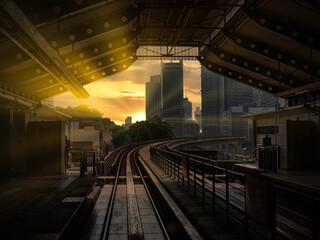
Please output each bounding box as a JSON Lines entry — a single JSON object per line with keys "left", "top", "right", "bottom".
{"left": 55, "top": 104, "right": 103, "bottom": 121}
{"left": 110, "top": 125, "right": 131, "bottom": 148}
{"left": 102, "top": 117, "right": 117, "bottom": 131}
{"left": 128, "top": 117, "right": 173, "bottom": 142}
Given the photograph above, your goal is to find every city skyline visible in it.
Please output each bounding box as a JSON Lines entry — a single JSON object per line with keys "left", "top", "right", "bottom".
{"left": 54, "top": 60, "right": 201, "bottom": 125}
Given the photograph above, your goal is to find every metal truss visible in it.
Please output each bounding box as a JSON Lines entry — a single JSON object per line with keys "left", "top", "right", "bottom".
{"left": 136, "top": 46, "right": 199, "bottom": 60}
{"left": 224, "top": 31, "right": 320, "bottom": 78}
{"left": 208, "top": 46, "right": 307, "bottom": 88}
{"left": 199, "top": 58, "right": 282, "bottom": 94}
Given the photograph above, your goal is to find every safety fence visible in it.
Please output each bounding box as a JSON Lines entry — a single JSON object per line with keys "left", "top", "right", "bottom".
{"left": 150, "top": 147, "right": 320, "bottom": 240}
{"left": 66, "top": 148, "right": 96, "bottom": 176}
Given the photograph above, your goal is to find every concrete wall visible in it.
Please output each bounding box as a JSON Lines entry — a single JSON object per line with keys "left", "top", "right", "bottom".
{"left": 0, "top": 108, "right": 12, "bottom": 178}
{"left": 0, "top": 107, "right": 68, "bottom": 178}
{"left": 66, "top": 122, "right": 100, "bottom": 152}
{"left": 26, "top": 121, "right": 65, "bottom": 175}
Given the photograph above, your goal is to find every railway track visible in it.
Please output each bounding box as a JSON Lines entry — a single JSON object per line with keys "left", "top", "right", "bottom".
{"left": 84, "top": 142, "right": 201, "bottom": 240}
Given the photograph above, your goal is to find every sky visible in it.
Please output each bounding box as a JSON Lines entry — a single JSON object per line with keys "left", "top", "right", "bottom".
{"left": 54, "top": 60, "right": 201, "bottom": 125}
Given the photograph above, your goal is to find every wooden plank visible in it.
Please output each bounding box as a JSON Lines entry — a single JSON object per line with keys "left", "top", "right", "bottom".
{"left": 126, "top": 150, "right": 144, "bottom": 240}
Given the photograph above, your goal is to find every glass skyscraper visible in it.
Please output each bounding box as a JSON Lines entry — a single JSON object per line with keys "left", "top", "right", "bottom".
{"left": 161, "top": 60, "right": 184, "bottom": 137}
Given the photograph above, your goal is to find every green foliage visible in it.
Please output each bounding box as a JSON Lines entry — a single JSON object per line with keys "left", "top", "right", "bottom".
{"left": 110, "top": 125, "right": 131, "bottom": 148}
{"left": 128, "top": 117, "right": 173, "bottom": 142}
{"left": 55, "top": 104, "right": 103, "bottom": 121}
{"left": 101, "top": 117, "right": 117, "bottom": 130}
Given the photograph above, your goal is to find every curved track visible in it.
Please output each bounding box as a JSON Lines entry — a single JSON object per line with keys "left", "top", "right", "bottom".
{"left": 97, "top": 142, "right": 194, "bottom": 240}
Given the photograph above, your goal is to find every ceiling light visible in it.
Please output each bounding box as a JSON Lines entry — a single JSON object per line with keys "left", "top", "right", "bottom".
{"left": 51, "top": 41, "right": 57, "bottom": 47}
{"left": 69, "top": 34, "right": 75, "bottom": 41}
{"left": 86, "top": 28, "right": 93, "bottom": 34}
{"left": 93, "top": 48, "right": 99, "bottom": 54}
{"left": 121, "top": 16, "right": 127, "bottom": 23}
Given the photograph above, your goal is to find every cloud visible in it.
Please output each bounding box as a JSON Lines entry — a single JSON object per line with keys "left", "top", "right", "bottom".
{"left": 54, "top": 60, "right": 202, "bottom": 124}
{"left": 120, "top": 90, "right": 135, "bottom": 94}
{"left": 187, "top": 88, "right": 201, "bottom": 95}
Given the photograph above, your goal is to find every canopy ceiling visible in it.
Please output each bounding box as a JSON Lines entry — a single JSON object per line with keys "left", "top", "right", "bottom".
{"left": 0, "top": 0, "right": 319, "bottom": 108}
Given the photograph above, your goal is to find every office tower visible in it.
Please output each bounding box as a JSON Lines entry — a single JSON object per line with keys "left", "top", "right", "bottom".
{"left": 253, "top": 89, "right": 278, "bottom": 107}
{"left": 145, "top": 75, "right": 161, "bottom": 120}
{"left": 183, "top": 97, "right": 192, "bottom": 120}
{"left": 194, "top": 107, "right": 202, "bottom": 129}
{"left": 125, "top": 116, "right": 132, "bottom": 127}
{"left": 201, "top": 66, "right": 221, "bottom": 136}
{"left": 185, "top": 119, "right": 200, "bottom": 137}
{"left": 161, "top": 60, "right": 184, "bottom": 137}
{"left": 221, "top": 77, "right": 254, "bottom": 111}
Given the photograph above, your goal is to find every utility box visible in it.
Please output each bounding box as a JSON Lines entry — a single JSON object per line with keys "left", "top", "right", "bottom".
{"left": 258, "top": 146, "right": 279, "bottom": 173}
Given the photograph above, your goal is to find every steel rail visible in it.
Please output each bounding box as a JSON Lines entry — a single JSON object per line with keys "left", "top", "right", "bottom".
{"left": 134, "top": 151, "right": 171, "bottom": 240}
{"left": 100, "top": 146, "right": 130, "bottom": 240}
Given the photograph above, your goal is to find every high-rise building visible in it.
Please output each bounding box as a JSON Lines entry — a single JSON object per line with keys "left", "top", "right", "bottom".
{"left": 125, "top": 116, "right": 132, "bottom": 127}
{"left": 201, "top": 66, "right": 278, "bottom": 140}
{"left": 253, "top": 89, "right": 278, "bottom": 107}
{"left": 183, "top": 97, "right": 192, "bottom": 120}
{"left": 194, "top": 107, "right": 202, "bottom": 129}
{"left": 201, "top": 66, "right": 221, "bottom": 136}
{"left": 161, "top": 60, "right": 184, "bottom": 137}
{"left": 145, "top": 75, "right": 161, "bottom": 120}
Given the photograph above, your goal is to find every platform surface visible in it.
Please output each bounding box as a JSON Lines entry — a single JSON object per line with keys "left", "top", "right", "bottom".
{"left": 0, "top": 173, "right": 95, "bottom": 240}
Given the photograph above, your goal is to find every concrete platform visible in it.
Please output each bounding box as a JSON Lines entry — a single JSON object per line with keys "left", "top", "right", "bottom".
{"left": 235, "top": 163, "right": 320, "bottom": 193}
{"left": 82, "top": 183, "right": 164, "bottom": 240}
{"left": 139, "top": 144, "right": 243, "bottom": 240}
{"left": 0, "top": 173, "right": 96, "bottom": 240}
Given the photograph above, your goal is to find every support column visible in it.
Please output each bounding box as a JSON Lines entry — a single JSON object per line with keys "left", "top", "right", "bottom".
{"left": 0, "top": 108, "right": 13, "bottom": 178}
{"left": 229, "top": 144, "right": 236, "bottom": 160}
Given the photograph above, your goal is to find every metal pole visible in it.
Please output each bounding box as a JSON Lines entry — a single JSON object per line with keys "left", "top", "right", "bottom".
{"left": 194, "top": 161, "right": 197, "bottom": 197}
{"left": 187, "top": 158, "right": 190, "bottom": 192}
{"left": 80, "top": 149, "right": 84, "bottom": 177}
{"left": 244, "top": 175, "right": 248, "bottom": 238}
{"left": 212, "top": 163, "right": 216, "bottom": 212}
{"left": 226, "top": 169, "right": 229, "bottom": 223}
{"left": 202, "top": 161, "right": 205, "bottom": 203}
{"left": 177, "top": 157, "right": 180, "bottom": 183}
{"left": 93, "top": 151, "right": 96, "bottom": 176}
{"left": 173, "top": 156, "right": 176, "bottom": 180}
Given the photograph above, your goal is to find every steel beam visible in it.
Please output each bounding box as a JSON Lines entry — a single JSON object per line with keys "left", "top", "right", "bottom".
{"left": 224, "top": 31, "right": 320, "bottom": 78}
{"left": 36, "top": 57, "right": 137, "bottom": 99}
{"left": 0, "top": 0, "right": 89, "bottom": 98}
{"left": 243, "top": 6, "right": 320, "bottom": 50}
{"left": 198, "top": 58, "right": 282, "bottom": 94}
{"left": 208, "top": 46, "right": 306, "bottom": 88}
{"left": 168, "top": 0, "right": 198, "bottom": 54}
{"left": 274, "top": 81, "right": 320, "bottom": 98}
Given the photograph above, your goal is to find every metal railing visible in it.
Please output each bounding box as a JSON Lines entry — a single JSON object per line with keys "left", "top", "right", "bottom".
{"left": 66, "top": 148, "right": 96, "bottom": 176}
{"left": 150, "top": 147, "right": 320, "bottom": 240}
{"left": 150, "top": 147, "right": 249, "bottom": 235}
{"left": 269, "top": 183, "right": 320, "bottom": 240}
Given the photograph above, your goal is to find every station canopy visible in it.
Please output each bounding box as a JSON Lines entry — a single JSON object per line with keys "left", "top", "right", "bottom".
{"left": 0, "top": 0, "right": 319, "bottom": 109}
